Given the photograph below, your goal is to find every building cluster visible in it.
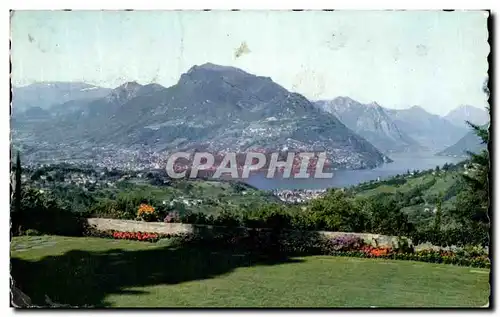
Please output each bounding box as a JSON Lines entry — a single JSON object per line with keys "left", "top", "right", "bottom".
{"left": 272, "top": 188, "right": 327, "bottom": 203}
{"left": 166, "top": 197, "right": 204, "bottom": 207}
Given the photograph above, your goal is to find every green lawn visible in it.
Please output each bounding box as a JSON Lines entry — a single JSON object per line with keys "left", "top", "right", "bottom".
{"left": 11, "top": 236, "right": 490, "bottom": 308}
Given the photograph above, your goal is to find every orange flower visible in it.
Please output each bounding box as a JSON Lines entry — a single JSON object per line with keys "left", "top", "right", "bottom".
{"left": 137, "top": 203, "right": 155, "bottom": 216}
{"left": 370, "top": 248, "right": 389, "bottom": 257}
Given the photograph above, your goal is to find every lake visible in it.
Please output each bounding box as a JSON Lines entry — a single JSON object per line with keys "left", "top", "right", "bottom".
{"left": 244, "top": 152, "right": 464, "bottom": 190}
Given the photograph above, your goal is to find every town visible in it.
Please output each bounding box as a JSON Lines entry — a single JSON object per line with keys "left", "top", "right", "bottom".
{"left": 272, "top": 188, "right": 327, "bottom": 203}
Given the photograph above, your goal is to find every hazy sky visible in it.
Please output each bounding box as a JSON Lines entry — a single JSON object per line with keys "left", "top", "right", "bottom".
{"left": 11, "top": 10, "right": 489, "bottom": 115}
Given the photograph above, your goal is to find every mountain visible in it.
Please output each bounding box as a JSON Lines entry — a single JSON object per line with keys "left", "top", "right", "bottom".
{"left": 384, "top": 106, "right": 467, "bottom": 151}
{"left": 444, "top": 105, "right": 489, "bottom": 129}
{"left": 12, "top": 82, "right": 112, "bottom": 114}
{"left": 437, "top": 124, "right": 488, "bottom": 157}
{"left": 18, "top": 106, "right": 51, "bottom": 119}
{"left": 12, "top": 63, "right": 391, "bottom": 169}
{"left": 47, "top": 82, "right": 165, "bottom": 117}
{"left": 315, "top": 97, "right": 422, "bottom": 153}
{"left": 10, "top": 106, "right": 52, "bottom": 129}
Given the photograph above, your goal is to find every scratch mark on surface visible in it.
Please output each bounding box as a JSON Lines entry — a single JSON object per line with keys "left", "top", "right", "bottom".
{"left": 292, "top": 69, "right": 326, "bottom": 99}
{"left": 326, "top": 32, "right": 347, "bottom": 51}
{"left": 234, "top": 41, "right": 251, "bottom": 58}
{"left": 393, "top": 47, "right": 401, "bottom": 62}
{"left": 27, "top": 33, "right": 47, "bottom": 53}
{"left": 416, "top": 44, "right": 428, "bottom": 57}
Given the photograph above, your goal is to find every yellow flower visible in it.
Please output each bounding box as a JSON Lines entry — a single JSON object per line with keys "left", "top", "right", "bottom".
{"left": 137, "top": 203, "right": 155, "bottom": 216}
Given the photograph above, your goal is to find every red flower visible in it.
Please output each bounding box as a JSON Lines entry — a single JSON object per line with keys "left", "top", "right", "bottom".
{"left": 110, "top": 230, "right": 159, "bottom": 242}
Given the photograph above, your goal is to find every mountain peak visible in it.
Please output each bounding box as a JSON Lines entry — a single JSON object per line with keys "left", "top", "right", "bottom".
{"left": 447, "top": 104, "right": 485, "bottom": 115}
{"left": 410, "top": 105, "right": 423, "bottom": 110}
{"left": 116, "top": 81, "right": 142, "bottom": 91}
{"left": 178, "top": 63, "right": 287, "bottom": 98}
{"left": 367, "top": 101, "right": 382, "bottom": 108}
{"left": 330, "top": 96, "right": 360, "bottom": 106}
{"left": 445, "top": 104, "right": 489, "bottom": 127}
{"left": 185, "top": 63, "right": 253, "bottom": 77}
{"left": 195, "top": 62, "right": 227, "bottom": 70}
{"left": 408, "top": 105, "right": 428, "bottom": 113}
{"left": 107, "top": 81, "right": 143, "bottom": 104}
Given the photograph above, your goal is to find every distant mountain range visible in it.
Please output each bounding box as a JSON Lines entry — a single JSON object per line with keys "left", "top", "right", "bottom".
{"left": 11, "top": 63, "right": 391, "bottom": 169}
{"left": 437, "top": 106, "right": 489, "bottom": 157}
{"left": 444, "top": 105, "right": 489, "bottom": 129}
{"left": 12, "top": 82, "right": 111, "bottom": 114}
{"left": 314, "top": 97, "right": 422, "bottom": 153}
{"left": 383, "top": 106, "right": 468, "bottom": 152}
{"left": 437, "top": 124, "right": 488, "bottom": 157}
{"left": 313, "top": 99, "right": 489, "bottom": 156}
{"left": 11, "top": 63, "right": 489, "bottom": 169}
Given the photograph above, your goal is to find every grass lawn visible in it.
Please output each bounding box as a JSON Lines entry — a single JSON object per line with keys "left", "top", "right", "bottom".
{"left": 11, "top": 236, "right": 490, "bottom": 308}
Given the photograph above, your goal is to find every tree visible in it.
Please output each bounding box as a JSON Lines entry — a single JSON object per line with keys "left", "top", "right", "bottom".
{"left": 13, "top": 151, "right": 22, "bottom": 214}
{"left": 462, "top": 107, "right": 489, "bottom": 222}
{"left": 433, "top": 193, "right": 443, "bottom": 232}
{"left": 365, "top": 194, "right": 414, "bottom": 236}
{"left": 453, "top": 105, "right": 490, "bottom": 243}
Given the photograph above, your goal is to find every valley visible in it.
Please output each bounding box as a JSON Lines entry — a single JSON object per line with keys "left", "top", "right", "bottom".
{"left": 11, "top": 64, "right": 488, "bottom": 175}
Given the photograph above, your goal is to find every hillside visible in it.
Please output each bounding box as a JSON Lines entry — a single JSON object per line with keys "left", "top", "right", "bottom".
{"left": 315, "top": 97, "right": 421, "bottom": 153}
{"left": 444, "top": 105, "right": 489, "bottom": 129}
{"left": 349, "top": 162, "right": 466, "bottom": 229}
{"left": 12, "top": 82, "right": 111, "bottom": 114}
{"left": 437, "top": 126, "right": 488, "bottom": 157}
{"left": 12, "top": 63, "right": 391, "bottom": 169}
{"left": 384, "top": 106, "right": 467, "bottom": 151}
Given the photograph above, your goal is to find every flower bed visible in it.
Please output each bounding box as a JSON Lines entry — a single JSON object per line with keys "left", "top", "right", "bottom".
{"left": 358, "top": 250, "right": 488, "bottom": 268}
{"left": 83, "top": 225, "right": 490, "bottom": 268}
{"left": 330, "top": 247, "right": 490, "bottom": 268}
{"left": 317, "top": 236, "right": 490, "bottom": 268}
{"left": 112, "top": 231, "right": 159, "bottom": 242}
{"left": 84, "top": 226, "right": 166, "bottom": 243}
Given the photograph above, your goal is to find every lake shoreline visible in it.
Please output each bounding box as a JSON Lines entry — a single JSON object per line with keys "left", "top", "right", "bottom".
{"left": 242, "top": 152, "right": 464, "bottom": 190}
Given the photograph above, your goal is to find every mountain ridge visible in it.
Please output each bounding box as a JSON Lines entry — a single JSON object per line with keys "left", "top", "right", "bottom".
{"left": 12, "top": 82, "right": 112, "bottom": 114}
{"left": 444, "top": 105, "right": 489, "bottom": 129}
{"left": 383, "top": 106, "right": 467, "bottom": 152}
{"left": 437, "top": 123, "right": 489, "bottom": 157}
{"left": 12, "top": 63, "right": 391, "bottom": 170}
{"left": 314, "top": 97, "right": 422, "bottom": 153}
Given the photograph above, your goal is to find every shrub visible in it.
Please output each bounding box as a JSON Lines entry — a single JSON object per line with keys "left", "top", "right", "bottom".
{"left": 411, "top": 227, "right": 489, "bottom": 247}
{"left": 395, "top": 236, "right": 414, "bottom": 253}
{"left": 329, "top": 235, "right": 365, "bottom": 252}
{"left": 11, "top": 187, "right": 87, "bottom": 237}
{"left": 179, "top": 212, "right": 209, "bottom": 225}
{"left": 212, "top": 211, "right": 242, "bottom": 227}
{"left": 137, "top": 204, "right": 156, "bottom": 222}
{"left": 164, "top": 211, "right": 181, "bottom": 223}
{"left": 24, "top": 229, "right": 41, "bottom": 236}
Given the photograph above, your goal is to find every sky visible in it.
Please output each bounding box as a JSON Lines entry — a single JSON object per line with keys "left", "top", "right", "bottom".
{"left": 11, "top": 10, "right": 489, "bottom": 115}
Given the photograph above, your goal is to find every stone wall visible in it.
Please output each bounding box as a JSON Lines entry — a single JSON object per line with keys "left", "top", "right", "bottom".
{"left": 86, "top": 218, "right": 410, "bottom": 248}
{"left": 87, "top": 218, "right": 196, "bottom": 235}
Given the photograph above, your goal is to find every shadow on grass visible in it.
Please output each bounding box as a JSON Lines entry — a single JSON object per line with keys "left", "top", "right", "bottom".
{"left": 11, "top": 242, "right": 303, "bottom": 308}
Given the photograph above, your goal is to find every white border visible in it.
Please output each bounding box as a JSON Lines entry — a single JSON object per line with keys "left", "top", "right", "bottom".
{"left": 2, "top": 0, "right": 498, "bottom": 315}
{"left": 3, "top": 0, "right": 500, "bottom": 10}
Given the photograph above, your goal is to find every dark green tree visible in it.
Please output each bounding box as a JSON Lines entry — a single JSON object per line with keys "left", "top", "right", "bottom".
{"left": 433, "top": 193, "right": 443, "bottom": 232}
{"left": 13, "top": 151, "right": 22, "bottom": 214}
{"left": 453, "top": 104, "right": 490, "bottom": 244}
